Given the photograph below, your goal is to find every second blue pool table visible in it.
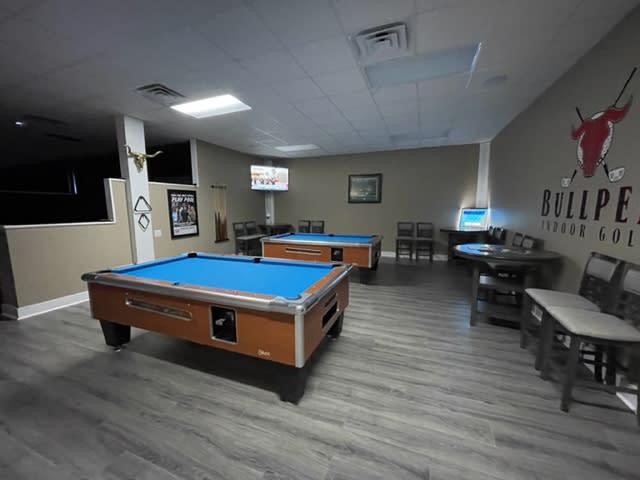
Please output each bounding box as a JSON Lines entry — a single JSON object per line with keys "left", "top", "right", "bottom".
{"left": 262, "top": 233, "right": 383, "bottom": 269}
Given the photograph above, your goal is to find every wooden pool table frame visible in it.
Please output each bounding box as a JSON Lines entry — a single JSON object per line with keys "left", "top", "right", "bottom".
{"left": 82, "top": 253, "right": 351, "bottom": 402}
{"left": 262, "top": 233, "right": 383, "bottom": 269}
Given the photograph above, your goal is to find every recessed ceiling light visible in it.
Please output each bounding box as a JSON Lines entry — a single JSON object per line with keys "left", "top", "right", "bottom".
{"left": 15, "top": 120, "right": 26, "bottom": 127}
{"left": 275, "top": 144, "right": 319, "bottom": 152}
{"left": 170, "top": 94, "right": 251, "bottom": 119}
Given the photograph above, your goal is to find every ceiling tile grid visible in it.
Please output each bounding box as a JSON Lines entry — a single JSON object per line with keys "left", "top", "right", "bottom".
{"left": 0, "top": 0, "right": 638, "bottom": 165}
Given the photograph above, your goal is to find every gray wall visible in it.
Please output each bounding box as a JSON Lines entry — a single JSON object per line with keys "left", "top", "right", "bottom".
{"left": 274, "top": 145, "right": 479, "bottom": 253}
{"left": 490, "top": 8, "right": 640, "bottom": 291}
{"left": 151, "top": 140, "right": 264, "bottom": 258}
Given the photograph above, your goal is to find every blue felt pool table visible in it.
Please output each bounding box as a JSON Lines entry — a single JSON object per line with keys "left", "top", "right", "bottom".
{"left": 82, "top": 252, "right": 351, "bottom": 402}
{"left": 262, "top": 233, "right": 383, "bottom": 269}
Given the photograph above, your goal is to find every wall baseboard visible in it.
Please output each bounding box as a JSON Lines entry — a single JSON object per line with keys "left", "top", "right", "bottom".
{"left": 1, "top": 304, "right": 18, "bottom": 320}
{"left": 15, "top": 291, "right": 89, "bottom": 320}
{"left": 380, "top": 251, "right": 447, "bottom": 262}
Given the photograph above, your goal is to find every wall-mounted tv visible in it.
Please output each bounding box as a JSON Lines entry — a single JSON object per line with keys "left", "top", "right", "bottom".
{"left": 251, "top": 165, "right": 289, "bottom": 191}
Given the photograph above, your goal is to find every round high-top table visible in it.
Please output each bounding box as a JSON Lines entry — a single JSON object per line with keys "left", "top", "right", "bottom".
{"left": 439, "top": 228, "right": 488, "bottom": 261}
{"left": 454, "top": 243, "right": 562, "bottom": 326}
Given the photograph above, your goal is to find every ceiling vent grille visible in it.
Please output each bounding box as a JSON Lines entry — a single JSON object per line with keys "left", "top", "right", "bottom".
{"left": 354, "top": 22, "right": 409, "bottom": 65}
{"left": 135, "top": 83, "right": 185, "bottom": 106}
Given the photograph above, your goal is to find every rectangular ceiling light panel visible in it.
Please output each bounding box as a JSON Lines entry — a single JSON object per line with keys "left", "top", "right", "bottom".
{"left": 365, "top": 44, "right": 480, "bottom": 88}
{"left": 275, "top": 144, "right": 319, "bottom": 152}
{"left": 171, "top": 94, "right": 251, "bottom": 118}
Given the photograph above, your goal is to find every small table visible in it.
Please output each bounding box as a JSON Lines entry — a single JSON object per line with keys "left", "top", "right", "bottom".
{"left": 259, "top": 223, "right": 292, "bottom": 236}
{"left": 440, "top": 228, "right": 488, "bottom": 261}
{"left": 454, "top": 244, "right": 562, "bottom": 326}
{"left": 82, "top": 252, "right": 351, "bottom": 403}
{"left": 262, "top": 233, "right": 383, "bottom": 270}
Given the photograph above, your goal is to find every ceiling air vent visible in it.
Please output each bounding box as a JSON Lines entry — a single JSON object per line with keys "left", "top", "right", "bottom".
{"left": 353, "top": 22, "right": 409, "bottom": 65}
{"left": 135, "top": 83, "right": 185, "bottom": 107}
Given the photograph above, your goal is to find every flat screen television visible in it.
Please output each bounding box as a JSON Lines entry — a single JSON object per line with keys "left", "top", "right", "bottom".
{"left": 458, "top": 208, "right": 488, "bottom": 230}
{"left": 251, "top": 165, "right": 289, "bottom": 191}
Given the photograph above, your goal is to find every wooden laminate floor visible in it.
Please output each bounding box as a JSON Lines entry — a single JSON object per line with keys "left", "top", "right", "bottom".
{"left": 1, "top": 260, "right": 639, "bottom": 479}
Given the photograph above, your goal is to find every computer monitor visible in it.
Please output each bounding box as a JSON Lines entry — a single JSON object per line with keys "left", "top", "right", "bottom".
{"left": 458, "top": 208, "right": 488, "bottom": 230}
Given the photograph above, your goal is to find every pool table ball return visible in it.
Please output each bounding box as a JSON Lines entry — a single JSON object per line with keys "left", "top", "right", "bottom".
{"left": 82, "top": 252, "right": 351, "bottom": 403}
{"left": 262, "top": 233, "right": 383, "bottom": 270}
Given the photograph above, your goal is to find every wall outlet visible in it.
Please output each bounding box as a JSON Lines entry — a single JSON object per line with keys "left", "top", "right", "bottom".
{"left": 154, "top": 229, "right": 162, "bottom": 238}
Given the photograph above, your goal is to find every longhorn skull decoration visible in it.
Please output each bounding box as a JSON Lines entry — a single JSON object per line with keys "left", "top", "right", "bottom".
{"left": 124, "top": 145, "right": 163, "bottom": 173}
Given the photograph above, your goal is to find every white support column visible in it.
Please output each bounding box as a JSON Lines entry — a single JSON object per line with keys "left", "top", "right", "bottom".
{"left": 476, "top": 141, "right": 490, "bottom": 208}
{"left": 265, "top": 191, "right": 275, "bottom": 225}
{"left": 115, "top": 116, "right": 155, "bottom": 263}
{"left": 263, "top": 158, "right": 274, "bottom": 224}
{"left": 189, "top": 138, "right": 199, "bottom": 186}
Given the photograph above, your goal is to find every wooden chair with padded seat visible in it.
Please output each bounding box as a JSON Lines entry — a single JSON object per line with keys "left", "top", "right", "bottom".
{"left": 415, "top": 222, "right": 434, "bottom": 262}
{"left": 298, "top": 220, "right": 310, "bottom": 233}
{"left": 512, "top": 232, "right": 524, "bottom": 247}
{"left": 525, "top": 252, "right": 625, "bottom": 372}
{"left": 539, "top": 261, "right": 640, "bottom": 425}
{"left": 395, "top": 222, "right": 415, "bottom": 260}
{"left": 310, "top": 220, "right": 325, "bottom": 233}
{"left": 233, "top": 222, "right": 248, "bottom": 254}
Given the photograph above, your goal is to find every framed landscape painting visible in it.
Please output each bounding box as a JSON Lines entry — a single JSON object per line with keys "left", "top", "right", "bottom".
{"left": 348, "top": 174, "right": 382, "bottom": 203}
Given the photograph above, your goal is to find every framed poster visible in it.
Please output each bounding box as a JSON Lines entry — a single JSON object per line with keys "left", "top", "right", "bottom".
{"left": 348, "top": 173, "right": 382, "bottom": 203}
{"left": 168, "top": 189, "right": 199, "bottom": 238}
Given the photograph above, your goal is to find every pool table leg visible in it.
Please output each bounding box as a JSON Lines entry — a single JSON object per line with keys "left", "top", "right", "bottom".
{"left": 278, "top": 364, "right": 308, "bottom": 404}
{"left": 99, "top": 320, "right": 131, "bottom": 348}
{"left": 328, "top": 313, "right": 344, "bottom": 339}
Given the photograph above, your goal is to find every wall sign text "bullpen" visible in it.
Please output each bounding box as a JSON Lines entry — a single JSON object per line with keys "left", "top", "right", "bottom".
{"left": 540, "top": 186, "right": 637, "bottom": 247}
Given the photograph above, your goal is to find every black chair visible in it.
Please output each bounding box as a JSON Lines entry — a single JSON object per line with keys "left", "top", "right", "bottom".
{"left": 244, "top": 221, "right": 265, "bottom": 255}
{"left": 245, "top": 221, "right": 259, "bottom": 235}
{"left": 310, "top": 220, "right": 325, "bottom": 233}
{"left": 298, "top": 220, "right": 310, "bottom": 233}
{"left": 233, "top": 222, "right": 248, "bottom": 254}
{"left": 396, "top": 222, "right": 415, "bottom": 260}
{"left": 415, "top": 222, "right": 434, "bottom": 263}
{"left": 522, "top": 235, "right": 536, "bottom": 249}
{"left": 491, "top": 227, "right": 506, "bottom": 244}
{"left": 512, "top": 232, "right": 524, "bottom": 247}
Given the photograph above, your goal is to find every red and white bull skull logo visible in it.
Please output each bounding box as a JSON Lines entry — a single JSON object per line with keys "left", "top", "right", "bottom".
{"left": 570, "top": 98, "right": 632, "bottom": 177}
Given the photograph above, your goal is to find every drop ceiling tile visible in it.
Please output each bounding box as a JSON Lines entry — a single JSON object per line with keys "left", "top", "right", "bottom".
{"left": 295, "top": 97, "right": 340, "bottom": 116}
{"left": 195, "top": 5, "right": 281, "bottom": 60}
{"left": 332, "top": 0, "right": 416, "bottom": 34}
{"left": 372, "top": 84, "right": 418, "bottom": 105}
{"left": 240, "top": 49, "right": 308, "bottom": 83}
{"left": 270, "top": 77, "right": 325, "bottom": 102}
{"left": 415, "top": 0, "right": 470, "bottom": 13}
{"left": 290, "top": 36, "right": 357, "bottom": 76}
{"left": 314, "top": 68, "right": 368, "bottom": 95}
{"left": 414, "top": 4, "right": 494, "bottom": 55}
{"left": 476, "top": 26, "right": 554, "bottom": 72}
{"left": 496, "top": 0, "right": 580, "bottom": 31}
{"left": 329, "top": 89, "right": 377, "bottom": 111}
{"left": 140, "top": 29, "right": 233, "bottom": 73}
{"left": 378, "top": 101, "right": 419, "bottom": 117}
{"left": 248, "top": 0, "right": 342, "bottom": 46}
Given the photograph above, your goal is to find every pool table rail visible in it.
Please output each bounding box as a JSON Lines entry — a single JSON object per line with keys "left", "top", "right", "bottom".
{"left": 82, "top": 267, "right": 350, "bottom": 316}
